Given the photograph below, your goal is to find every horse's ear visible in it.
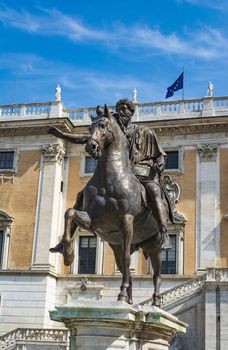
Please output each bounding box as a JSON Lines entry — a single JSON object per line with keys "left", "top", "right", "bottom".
{"left": 104, "top": 104, "right": 110, "bottom": 118}
{"left": 96, "top": 105, "right": 104, "bottom": 116}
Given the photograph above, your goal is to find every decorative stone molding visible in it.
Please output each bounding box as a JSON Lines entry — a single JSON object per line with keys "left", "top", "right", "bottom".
{"left": 161, "top": 174, "right": 186, "bottom": 226}
{"left": 206, "top": 268, "right": 228, "bottom": 282}
{"left": 0, "top": 173, "right": 15, "bottom": 184}
{"left": 42, "top": 143, "right": 65, "bottom": 164}
{"left": 162, "top": 174, "right": 180, "bottom": 204}
{"left": 197, "top": 144, "right": 218, "bottom": 162}
{"left": 0, "top": 328, "right": 69, "bottom": 349}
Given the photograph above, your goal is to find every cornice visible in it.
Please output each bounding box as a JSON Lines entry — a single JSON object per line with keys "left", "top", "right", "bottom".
{"left": 0, "top": 117, "right": 74, "bottom": 137}
{"left": 0, "top": 115, "right": 228, "bottom": 137}
{"left": 0, "top": 268, "right": 59, "bottom": 278}
{"left": 141, "top": 115, "right": 228, "bottom": 135}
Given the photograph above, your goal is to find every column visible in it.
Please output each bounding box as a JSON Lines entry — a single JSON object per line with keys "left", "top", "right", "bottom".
{"left": 31, "top": 143, "right": 65, "bottom": 271}
{"left": 196, "top": 144, "right": 220, "bottom": 270}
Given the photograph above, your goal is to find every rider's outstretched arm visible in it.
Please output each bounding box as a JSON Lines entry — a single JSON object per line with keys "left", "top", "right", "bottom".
{"left": 48, "top": 126, "right": 89, "bottom": 144}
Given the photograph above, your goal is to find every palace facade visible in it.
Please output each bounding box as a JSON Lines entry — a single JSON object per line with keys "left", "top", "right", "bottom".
{"left": 0, "top": 89, "right": 228, "bottom": 349}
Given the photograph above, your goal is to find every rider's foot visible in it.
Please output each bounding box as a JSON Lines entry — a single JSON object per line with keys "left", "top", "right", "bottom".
{"left": 161, "top": 232, "right": 172, "bottom": 249}
{"left": 49, "top": 240, "right": 64, "bottom": 254}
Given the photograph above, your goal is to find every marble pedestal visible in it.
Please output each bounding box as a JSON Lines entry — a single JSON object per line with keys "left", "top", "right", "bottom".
{"left": 50, "top": 296, "right": 186, "bottom": 350}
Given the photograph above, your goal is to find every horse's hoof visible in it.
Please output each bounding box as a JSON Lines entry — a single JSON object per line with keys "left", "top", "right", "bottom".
{"left": 152, "top": 295, "right": 161, "bottom": 308}
{"left": 49, "top": 241, "right": 64, "bottom": 254}
{"left": 63, "top": 243, "right": 75, "bottom": 266}
{"left": 152, "top": 300, "right": 161, "bottom": 307}
{"left": 117, "top": 293, "right": 128, "bottom": 303}
{"left": 152, "top": 293, "right": 161, "bottom": 307}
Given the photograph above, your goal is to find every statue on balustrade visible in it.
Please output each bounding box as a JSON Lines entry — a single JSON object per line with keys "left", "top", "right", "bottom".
{"left": 206, "top": 81, "right": 214, "bottom": 97}
{"left": 48, "top": 98, "right": 175, "bottom": 306}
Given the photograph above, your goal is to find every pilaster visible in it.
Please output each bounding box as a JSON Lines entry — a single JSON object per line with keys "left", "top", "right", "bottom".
{"left": 31, "top": 142, "right": 65, "bottom": 271}
{"left": 196, "top": 144, "right": 220, "bottom": 270}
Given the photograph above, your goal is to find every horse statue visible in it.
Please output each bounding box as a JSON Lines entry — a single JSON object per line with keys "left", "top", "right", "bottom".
{"left": 49, "top": 105, "right": 169, "bottom": 306}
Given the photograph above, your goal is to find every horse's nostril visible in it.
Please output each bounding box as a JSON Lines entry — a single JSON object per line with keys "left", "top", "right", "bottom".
{"left": 92, "top": 144, "right": 96, "bottom": 150}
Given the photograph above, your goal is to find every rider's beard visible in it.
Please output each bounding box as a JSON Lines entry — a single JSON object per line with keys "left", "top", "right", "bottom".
{"left": 119, "top": 112, "right": 131, "bottom": 128}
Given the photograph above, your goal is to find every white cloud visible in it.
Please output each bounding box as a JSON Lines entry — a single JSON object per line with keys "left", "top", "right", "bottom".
{"left": 177, "top": 0, "right": 228, "bottom": 11}
{"left": 0, "top": 4, "right": 228, "bottom": 60}
{"left": 0, "top": 5, "right": 109, "bottom": 41}
{"left": 0, "top": 52, "right": 162, "bottom": 106}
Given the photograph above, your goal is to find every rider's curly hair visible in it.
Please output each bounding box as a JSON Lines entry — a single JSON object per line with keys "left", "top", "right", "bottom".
{"left": 115, "top": 98, "right": 135, "bottom": 115}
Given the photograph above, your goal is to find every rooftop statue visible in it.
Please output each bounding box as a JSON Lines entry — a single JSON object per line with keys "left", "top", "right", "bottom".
{"left": 55, "top": 83, "right": 61, "bottom": 101}
{"left": 48, "top": 98, "right": 175, "bottom": 306}
{"left": 206, "top": 81, "right": 214, "bottom": 97}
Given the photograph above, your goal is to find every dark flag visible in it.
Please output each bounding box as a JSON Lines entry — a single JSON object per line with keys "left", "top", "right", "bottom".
{"left": 166, "top": 72, "right": 184, "bottom": 99}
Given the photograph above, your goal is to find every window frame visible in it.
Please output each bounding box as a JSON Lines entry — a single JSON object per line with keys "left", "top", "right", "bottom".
{"left": 80, "top": 154, "right": 97, "bottom": 177}
{"left": 161, "top": 234, "right": 177, "bottom": 275}
{"left": 0, "top": 148, "right": 19, "bottom": 173}
{"left": 0, "top": 211, "right": 14, "bottom": 269}
{"left": 72, "top": 229, "right": 104, "bottom": 275}
{"left": 148, "top": 225, "right": 184, "bottom": 275}
{"left": 78, "top": 236, "right": 97, "bottom": 275}
{"left": 164, "top": 146, "right": 184, "bottom": 173}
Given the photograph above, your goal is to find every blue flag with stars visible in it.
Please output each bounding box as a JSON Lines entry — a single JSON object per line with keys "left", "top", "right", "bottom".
{"left": 166, "top": 72, "right": 184, "bottom": 99}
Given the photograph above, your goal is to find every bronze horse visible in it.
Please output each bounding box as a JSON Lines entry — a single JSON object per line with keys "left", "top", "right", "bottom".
{"left": 50, "top": 106, "right": 168, "bottom": 306}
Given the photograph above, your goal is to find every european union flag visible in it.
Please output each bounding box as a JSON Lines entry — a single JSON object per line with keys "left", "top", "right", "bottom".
{"left": 166, "top": 72, "right": 184, "bottom": 99}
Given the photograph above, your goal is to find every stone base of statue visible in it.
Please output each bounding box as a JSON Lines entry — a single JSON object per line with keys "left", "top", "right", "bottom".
{"left": 49, "top": 284, "right": 187, "bottom": 350}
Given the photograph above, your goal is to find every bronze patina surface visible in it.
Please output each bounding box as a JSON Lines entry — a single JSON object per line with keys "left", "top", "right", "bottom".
{"left": 49, "top": 99, "right": 174, "bottom": 306}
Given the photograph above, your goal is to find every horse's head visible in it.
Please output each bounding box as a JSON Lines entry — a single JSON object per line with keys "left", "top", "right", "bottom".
{"left": 86, "top": 104, "right": 115, "bottom": 159}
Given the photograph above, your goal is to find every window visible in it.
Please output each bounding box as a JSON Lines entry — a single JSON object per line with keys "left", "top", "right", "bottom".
{"left": 0, "top": 151, "right": 14, "bottom": 170}
{"left": 0, "top": 212, "right": 13, "bottom": 269}
{"left": 78, "top": 236, "right": 97, "bottom": 274}
{"left": 0, "top": 230, "right": 4, "bottom": 267}
{"left": 161, "top": 235, "right": 177, "bottom": 274}
{"left": 165, "top": 151, "right": 179, "bottom": 170}
{"left": 85, "top": 157, "right": 97, "bottom": 174}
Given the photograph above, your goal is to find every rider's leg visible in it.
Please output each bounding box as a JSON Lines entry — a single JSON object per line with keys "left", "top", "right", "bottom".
{"left": 49, "top": 190, "right": 84, "bottom": 253}
{"left": 144, "top": 182, "right": 172, "bottom": 250}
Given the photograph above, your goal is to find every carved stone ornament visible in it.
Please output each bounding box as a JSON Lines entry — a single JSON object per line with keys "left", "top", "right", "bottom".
{"left": 162, "top": 174, "right": 180, "bottom": 205}
{"left": 42, "top": 143, "right": 65, "bottom": 164}
{"left": 197, "top": 144, "right": 218, "bottom": 162}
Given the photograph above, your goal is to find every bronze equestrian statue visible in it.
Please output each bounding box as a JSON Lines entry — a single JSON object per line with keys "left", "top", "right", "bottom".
{"left": 48, "top": 99, "right": 173, "bottom": 306}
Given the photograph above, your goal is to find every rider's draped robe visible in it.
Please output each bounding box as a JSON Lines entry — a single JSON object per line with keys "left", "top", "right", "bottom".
{"left": 124, "top": 123, "right": 175, "bottom": 223}
{"left": 123, "top": 123, "right": 166, "bottom": 176}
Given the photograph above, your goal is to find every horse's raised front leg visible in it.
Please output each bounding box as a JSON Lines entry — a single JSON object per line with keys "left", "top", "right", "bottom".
{"left": 118, "top": 214, "right": 134, "bottom": 303}
{"left": 62, "top": 208, "right": 92, "bottom": 266}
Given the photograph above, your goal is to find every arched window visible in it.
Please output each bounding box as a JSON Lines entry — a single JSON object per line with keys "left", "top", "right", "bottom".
{"left": 0, "top": 211, "right": 13, "bottom": 269}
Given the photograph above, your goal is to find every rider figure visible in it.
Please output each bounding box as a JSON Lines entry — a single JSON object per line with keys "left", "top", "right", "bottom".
{"left": 114, "top": 98, "right": 172, "bottom": 249}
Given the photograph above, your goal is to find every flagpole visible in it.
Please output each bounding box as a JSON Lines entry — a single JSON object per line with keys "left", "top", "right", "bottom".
{"left": 182, "top": 66, "right": 184, "bottom": 100}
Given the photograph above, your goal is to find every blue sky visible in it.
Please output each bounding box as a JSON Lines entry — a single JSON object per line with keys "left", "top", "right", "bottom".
{"left": 0, "top": 0, "right": 228, "bottom": 108}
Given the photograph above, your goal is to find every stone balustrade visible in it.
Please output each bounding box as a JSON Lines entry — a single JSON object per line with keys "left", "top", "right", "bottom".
{"left": 141, "top": 274, "right": 207, "bottom": 308}
{"left": 1, "top": 96, "right": 228, "bottom": 125}
{"left": 0, "top": 102, "right": 53, "bottom": 120}
{"left": 0, "top": 328, "right": 69, "bottom": 349}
